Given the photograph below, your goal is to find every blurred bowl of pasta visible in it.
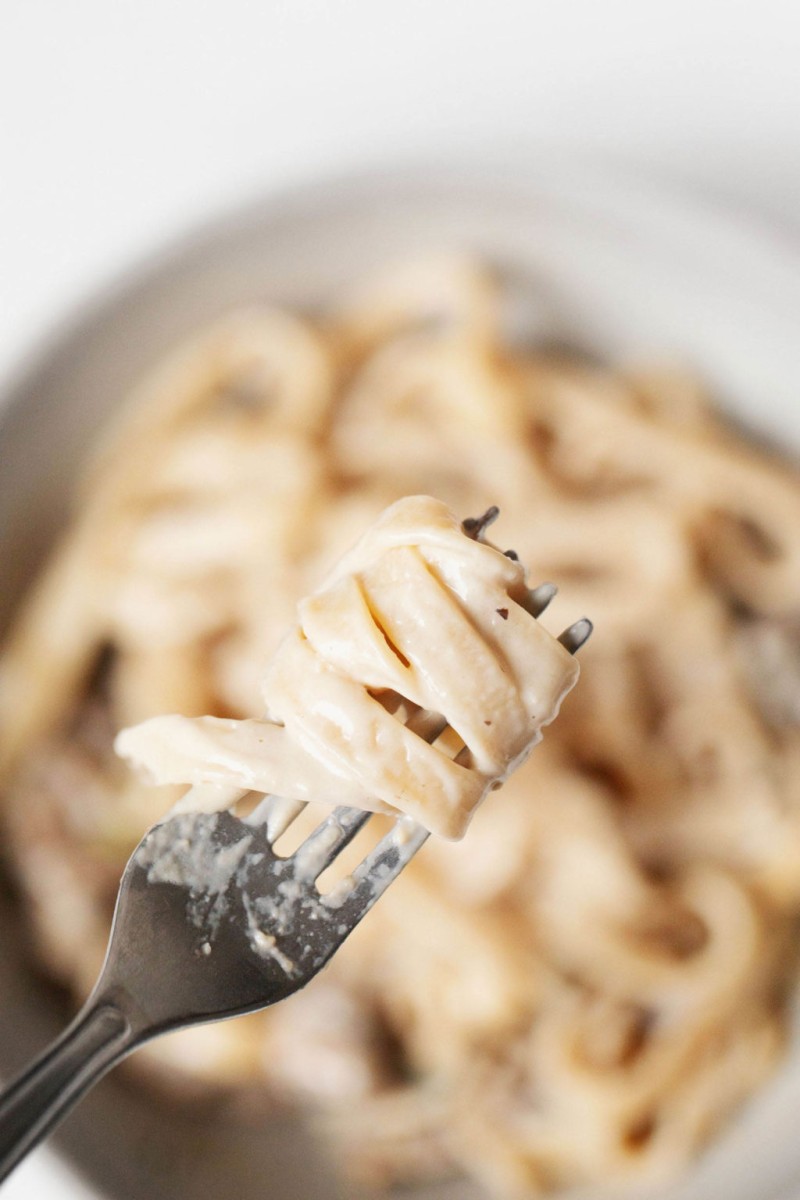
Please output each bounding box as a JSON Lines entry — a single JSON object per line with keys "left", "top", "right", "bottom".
{"left": 1, "top": 160, "right": 800, "bottom": 1200}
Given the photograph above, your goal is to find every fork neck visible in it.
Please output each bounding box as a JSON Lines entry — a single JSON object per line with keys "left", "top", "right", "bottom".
{"left": 0, "top": 997, "right": 135, "bottom": 1183}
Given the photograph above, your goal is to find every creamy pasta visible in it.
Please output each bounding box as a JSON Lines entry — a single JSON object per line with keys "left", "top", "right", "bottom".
{"left": 116, "top": 495, "right": 582, "bottom": 839}
{"left": 1, "top": 258, "right": 800, "bottom": 1198}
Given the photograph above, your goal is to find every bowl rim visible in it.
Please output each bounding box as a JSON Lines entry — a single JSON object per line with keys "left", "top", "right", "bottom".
{"left": 1, "top": 150, "right": 798, "bottom": 421}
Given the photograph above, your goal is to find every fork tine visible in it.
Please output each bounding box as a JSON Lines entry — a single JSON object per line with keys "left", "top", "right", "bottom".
{"left": 557, "top": 617, "right": 593, "bottom": 654}
{"left": 462, "top": 506, "right": 500, "bottom": 541}
{"left": 245, "top": 795, "right": 306, "bottom": 842}
{"left": 329, "top": 817, "right": 429, "bottom": 921}
{"left": 526, "top": 581, "right": 558, "bottom": 617}
{"left": 288, "top": 702, "right": 444, "bottom": 885}
{"left": 291, "top": 806, "right": 371, "bottom": 881}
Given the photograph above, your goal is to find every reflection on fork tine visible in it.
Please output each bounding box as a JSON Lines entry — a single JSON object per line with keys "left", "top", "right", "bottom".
{"left": 527, "top": 581, "right": 558, "bottom": 617}
{"left": 334, "top": 817, "right": 430, "bottom": 920}
{"left": 246, "top": 794, "right": 306, "bottom": 841}
{"left": 292, "top": 806, "right": 371, "bottom": 880}
{"left": 558, "top": 617, "right": 593, "bottom": 654}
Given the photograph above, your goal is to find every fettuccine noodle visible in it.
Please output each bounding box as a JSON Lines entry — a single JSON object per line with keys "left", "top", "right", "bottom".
{"left": 1, "top": 258, "right": 799, "bottom": 1197}
{"left": 116, "top": 495, "right": 581, "bottom": 839}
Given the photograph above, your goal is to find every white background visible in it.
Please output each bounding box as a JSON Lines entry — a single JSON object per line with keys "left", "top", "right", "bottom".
{"left": 1, "top": 1, "right": 798, "bottom": 1196}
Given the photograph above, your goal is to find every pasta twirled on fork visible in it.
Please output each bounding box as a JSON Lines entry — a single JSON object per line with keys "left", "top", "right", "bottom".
{"left": 115, "top": 496, "right": 581, "bottom": 839}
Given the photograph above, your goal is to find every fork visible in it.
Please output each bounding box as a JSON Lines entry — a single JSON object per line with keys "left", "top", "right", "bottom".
{"left": 0, "top": 792, "right": 427, "bottom": 1183}
{"left": 0, "top": 609, "right": 592, "bottom": 1182}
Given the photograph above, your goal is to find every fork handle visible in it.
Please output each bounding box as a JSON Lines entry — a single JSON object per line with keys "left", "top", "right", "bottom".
{"left": 0, "top": 1000, "right": 134, "bottom": 1183}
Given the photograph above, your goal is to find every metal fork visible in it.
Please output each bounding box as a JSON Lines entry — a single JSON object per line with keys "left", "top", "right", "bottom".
{"left": 0, "top": 612, "right": 591, "bottom": 1183}
{"left": 0, "top": 794, "right": 428, "bottom": 1182}
{"left": 0, "top": 792, "right": 431, "bottom": 1176}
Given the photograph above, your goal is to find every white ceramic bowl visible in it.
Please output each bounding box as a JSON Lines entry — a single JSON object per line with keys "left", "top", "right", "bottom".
{"left": 1, "top": 161, "right": 799, "bottom": 1200}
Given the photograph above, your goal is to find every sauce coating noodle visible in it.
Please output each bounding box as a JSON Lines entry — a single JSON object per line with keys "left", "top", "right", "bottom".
{"left": 1, "top": 259, "right": 799, "bottom": 1197}
{"left": 116, "top": 495, "right": 581, "bottom": 839}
